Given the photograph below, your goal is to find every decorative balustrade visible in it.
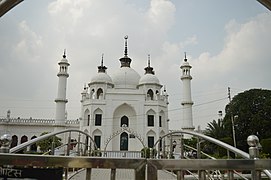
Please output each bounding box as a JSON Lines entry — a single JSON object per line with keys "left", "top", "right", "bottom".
{"left": 102, "top": 151, "right": 142, "bottom": 158}
{"left": 0, "top": 118, "right": 79, "bottom": 125}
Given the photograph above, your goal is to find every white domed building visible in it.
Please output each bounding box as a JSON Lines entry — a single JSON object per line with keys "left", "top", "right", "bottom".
{"left": 80, "top": 37, "right": 169, "bottom": 152}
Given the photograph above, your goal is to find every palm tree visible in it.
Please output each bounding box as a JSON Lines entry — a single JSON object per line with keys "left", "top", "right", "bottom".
{"left": 204, "top": 119, "right": 232, "bottom": 157}
{"left": 205, "top": 119, "right": 227, "bottom": 139}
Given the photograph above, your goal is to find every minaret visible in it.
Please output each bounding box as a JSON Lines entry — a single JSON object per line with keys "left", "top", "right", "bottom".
{"left": 55, "top": 50, "right": 70, "bottom": 126}
{"left": 180, "top": 53, "right": 194, "bottom": 130}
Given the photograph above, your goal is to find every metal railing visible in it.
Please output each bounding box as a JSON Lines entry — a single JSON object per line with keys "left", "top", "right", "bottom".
{"left": 1, "top": 131, "right": 271, "bottom": 179}
{"left": 0, "top": 154, "right": 271, "bottom": 180}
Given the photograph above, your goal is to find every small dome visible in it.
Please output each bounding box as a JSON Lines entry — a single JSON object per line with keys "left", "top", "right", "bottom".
{"left": 90, "top": 72, "right": 113, "bottom": 84}
{"left": 111, "top": 67, "right": 140, "bottom": 89}
{"left": 61, "top": 57, "right": 68, "bottom": 63}
{"left": 139, "top": 74, "right": 160, "bottom": 85}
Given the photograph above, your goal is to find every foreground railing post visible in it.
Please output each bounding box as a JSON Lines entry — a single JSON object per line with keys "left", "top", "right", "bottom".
{"left": 51, "top": 136, "right": 55, "bottom": 155}
{"left": 150, "top": 148, "right": 153, "bottom": 159}
{"left": 247, "top": 135, "right": 261, "bottom": 180}
{"left": 135, "top": 164, "right": 145, "bottom": 180}
{"left": 228, "top": 170, "right": 234, "bottom": 180}
{"left": 199, "top": 170, "right": 206, "bottom": 180}
{"left": 77, "top": 133, "right": 81, "bottom": 156}
{"left": 84, "top": 137, "right": 88, "bottom": 156}
{"left": 86, "top": 168, "right": 91, "bottom": 180}
{"left": 110, "top": 168, "right": 116, "bottom": 180}
{"left": 176, "top": 170, "right": 185, "bottom": 180}
{"left": 66, "top": 131, "right": 71, "bottom": 156}
{"left": 147, "top": 161, "right": 157, "bottom": 180}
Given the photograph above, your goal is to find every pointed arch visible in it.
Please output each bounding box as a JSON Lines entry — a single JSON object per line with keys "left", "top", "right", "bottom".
{"left": 120, "top": 132, "right": 128, "bottom": 151}
{"left": 147, "top": 109, "right": 156, "bottom": 127}
{"left": 84, "top": 109, "right": 90, "bottom": 126}
{"left": 11, "top": 135, "right": 18, "bottom": 148}
{"left": 147, "top": 130, "right": 156, "bottom": 148}
{"left": 147, "top": 109, "right": 156, "bottom": 114}
{"left": 20, "top": 135, "right": 28, "bottom": 144}
{"left": 112, "top": 103, "right": 137, "bottom": 150}
{"left": 30, "top": 136, "right": 37, "bottom": 151}
{"left": 84, "top": 129, "right": 89, "bottom": 134}
{"left": 94, "top": 108, "right": 103, "bottom": 126}
{"left": 90, "top": 89, "right": 95, "bottom": 99}
{"left": 113, "top": 103, "right": 137, "bottom": 130}
{"left": 97, "top": 88, "right": 103, "bottom": 99}
{"left": 147, "top": 89, "right": 154, "bottom": 100}
{"left": 93, "top": 129, "right": 102, "bottom": 149}
{"left": 159, "top": 110, "right": 165, "bottom": 128}
{"left": 159, "top": 130, "right": 166, "bottom": 151}
{"left": 120, "top": 115, "right": 129, "bottom": 127}
{"left": 147, "top": 129, "right": 156, "bottom": 136}
{"left": 104, "top": 126, "right": 146, "bottom": 151}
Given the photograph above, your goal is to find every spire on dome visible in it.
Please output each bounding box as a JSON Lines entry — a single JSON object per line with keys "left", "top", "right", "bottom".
{"left": 119, "top": 35, "right": 132, "bottom": 67}
{"left": 124, "top": 35, "right": 128, "bottom": 56}
{"left": 148, "top": 54, "right": 150, "bottom": 67}
{"left": 98, "top": 53, "right": 107, "bottom": 73}
{"left": 184, "top": 52, "right": 187, "bottom": 62}
{"left": 63, "top": 49, "right": 66, "bottom": 58}
{"left": 144, "top": 54, "right": 155, "bottom": 75}
{"left": 101, "top": 53, "right": 104, "bottom": 66}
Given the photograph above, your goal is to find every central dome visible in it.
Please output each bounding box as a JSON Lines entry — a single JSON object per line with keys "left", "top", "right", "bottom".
{"left": 90, "top": 72, "right": 113, "bottom": 84}
{"left": 111, "top": 67, "right": 141, "bottom": 89}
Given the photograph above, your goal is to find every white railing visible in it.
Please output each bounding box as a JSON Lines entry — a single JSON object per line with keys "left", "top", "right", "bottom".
{"left": 102, "top": 151, "right": 142, "bottom": 158}
{"left": 0, "top": 118, "right": 79, "bottom": 125}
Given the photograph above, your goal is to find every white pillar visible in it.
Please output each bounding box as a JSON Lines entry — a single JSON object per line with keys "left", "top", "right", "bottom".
{"left": 180, "top": 54, "right": 194, "bottom": 130}
{"left": 55, "top": 52, "right": 69, "bottom": 126}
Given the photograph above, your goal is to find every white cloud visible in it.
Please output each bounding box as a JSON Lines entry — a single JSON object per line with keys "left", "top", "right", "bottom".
{"left": 147, "top": 0, "right": 175, "bottom": 28}
{"left": 48, "top": 0, "right": 92, "bottom": 25}
{"left": 13, "top": 20, "right": 43, "bottom": 62}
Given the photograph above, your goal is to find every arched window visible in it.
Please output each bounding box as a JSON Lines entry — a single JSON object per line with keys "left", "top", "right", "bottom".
{"left": 90, "top": 89, "right": 95, "bottom": 99}
{"left": 120, "top": 132, "right": 128, "bottom": 151}
{"left": 120, "top": 116, "right": 129, "bottom": 127}
{"left": 97, "top": 88, "right": 103, "bottom": 99}
{"left": 147, "top": 89, "right": 154, "bottom": 100}
{"left": 11, "top": 135, "right": 18, "bottom": 148}
{"left": 20, "top": 135, "right": 28, "bottom": 144}
{"left": 19, "top": 135, "right": 28, "bottom": 153}
{"left": 95, "top": 114, "right": 102, "bottom": 126}
{"left": 30, "top": 136, "right": 37, "bottom": 152}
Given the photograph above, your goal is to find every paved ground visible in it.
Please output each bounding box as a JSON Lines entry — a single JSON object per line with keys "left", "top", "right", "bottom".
{"left": 69, "top": 168, "right": 177, "bottom": 180}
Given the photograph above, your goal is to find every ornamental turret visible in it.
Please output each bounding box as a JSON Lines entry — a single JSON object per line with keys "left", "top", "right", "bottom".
{"left": 119, "top": 35, "right": 132, "bottom": 67}
{"left": 55, "top": 50, "right": 69, "bottom": 125}
{"left": 180, "top": 53, "right": 194, "bottom": 130}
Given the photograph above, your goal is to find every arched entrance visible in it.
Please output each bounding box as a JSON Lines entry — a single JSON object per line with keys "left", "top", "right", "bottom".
{"left": 104, "top": 125, "right": 146, "bottom": 151}
{"left": 120, "top": 132, "right": 128, "bottom": 150}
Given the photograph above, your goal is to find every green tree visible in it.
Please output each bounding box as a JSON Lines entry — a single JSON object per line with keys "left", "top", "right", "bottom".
{"left": 204, "top": 119, "right": 232, "bottom": 156}
{"left": 36, "top": 132, "right": 62, "bottom": 153}
{"left": 205, "top": 119, "right": 227, "bottom": 139}
{"left": 224, "top": 89, "right": 271, "bottom": 152}
{"left": 260, "top": 138, "right": 271, "bottom": 158}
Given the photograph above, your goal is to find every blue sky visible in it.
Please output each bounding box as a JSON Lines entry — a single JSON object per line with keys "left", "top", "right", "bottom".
{"left": 0, "top": 0, "right": 270, "bottom": 130}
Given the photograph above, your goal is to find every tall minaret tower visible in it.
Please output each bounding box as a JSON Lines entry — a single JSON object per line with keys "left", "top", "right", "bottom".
{"left": 180, "top": 53, "right": 194, "bottom": 130}
{"left": 55, "top": 51, "right": 70, "bottom": 126}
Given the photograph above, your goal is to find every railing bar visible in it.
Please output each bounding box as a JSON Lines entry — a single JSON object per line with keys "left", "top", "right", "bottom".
{"left": 110, "top": 168, "right": 116, "bottom": 180}
{"left": 86, "top": 168, "right": 91, "bottom": 180}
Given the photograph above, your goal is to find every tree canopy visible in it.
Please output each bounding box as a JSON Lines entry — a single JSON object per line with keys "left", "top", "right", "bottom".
{"left": 36, "top": 132, "right": 62, "bottom": 153}
{"left": 224, "top": 89, "right": 271, "bottom": 152}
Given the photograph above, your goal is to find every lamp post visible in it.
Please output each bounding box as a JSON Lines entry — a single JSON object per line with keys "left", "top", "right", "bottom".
{"left": 231, "top": 115, "right": 237, "bottom": 149}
